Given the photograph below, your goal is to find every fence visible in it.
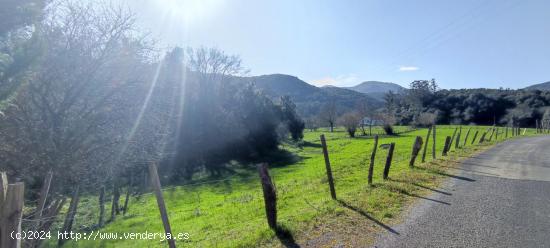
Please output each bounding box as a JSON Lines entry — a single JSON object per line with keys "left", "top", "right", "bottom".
{"left": 1, "top": 124, "right": 542, "bottom": 247}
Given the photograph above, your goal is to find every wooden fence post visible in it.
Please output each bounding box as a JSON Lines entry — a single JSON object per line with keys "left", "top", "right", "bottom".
{"left": 536, "top": 119, "right": 539, "bottom": 133}
{"left": 123, "top": 173, "right": 132, "bottom": 216}
{"left": 383, "top": 143, "right": 395, "bottom": 179}
{"left": 471, "top": 130, "right": 479, "bottom": 144}
{"left": 463, "top": 127, "right": 471, "bottom": 147}
{"left": 34, "top": 171, "right": 53, "bottom": 232}
{"left": 58, "top": 186, "right": 80, "bottom": 247}
{"left": 368, "top": 135, "right": 379, "bottom": 185}
{"left": 148, "top": 163, "right": 177, "bottom": 248}
{"left": 455, "top": 126, "right": 462, "bottom": 149}
{"left": 432, "top": 125, "right": 436, "bottom": 159}
{"left": 495, "top": 127, "right": 499, "bottom": 140}
{"left": 0, "top": 173, "right": 24, "bottom": 248}
{"left": 479, "top": 131, "right": 487, "bottom": 144}
{"left": 320, "top": 135, "right": 337, "bottom": 199}
{"left": 258, "top": 163, "right": 277, "bottom": 229}
{"left": 442, "top": 136, "right": 451, "bottom": 156}
{"left": 98, "top": 186, "right": 105, "bottom": 227}
{"left": 488, "top": 127, "right": 495, "bottom": 141}
{"left": 409, "top": 136, "right": 423, "bottom": 167}
{"left": 505, "top": 126, "right": 508, "bottom": 138}
{"left": 448, "top": 128, "right": 458, "bottom": 150}
{"left": 421, "top": 126, "right": 432, "bottom": 163}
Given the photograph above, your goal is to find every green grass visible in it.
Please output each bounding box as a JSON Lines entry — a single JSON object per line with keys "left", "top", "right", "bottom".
{"left": 51, "top": 125, "right": 537, "bottom": 247}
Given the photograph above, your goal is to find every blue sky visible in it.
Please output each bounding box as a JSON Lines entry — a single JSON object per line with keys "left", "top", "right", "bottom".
{"left": 119, "top": 0, "right": 550, "bottom": 89}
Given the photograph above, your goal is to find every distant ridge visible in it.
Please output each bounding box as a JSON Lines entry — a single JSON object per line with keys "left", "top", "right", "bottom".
{"left": 233, "top": 74, "right": 383, "bottom": 117}
{"left": 524, "top": 81, "right": 550, "bottom": 91}
{"left": 344, "top": 81, "right": 406, "bottom": 100}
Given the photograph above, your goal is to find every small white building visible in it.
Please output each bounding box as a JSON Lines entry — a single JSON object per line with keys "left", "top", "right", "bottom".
{"left": 360, "top": 117, "right": 383, "bottom": 126}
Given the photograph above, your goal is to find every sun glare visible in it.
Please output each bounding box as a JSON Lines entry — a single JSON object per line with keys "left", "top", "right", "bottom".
{"left": 160, "top": 0, "right": 223, "bottom": 24}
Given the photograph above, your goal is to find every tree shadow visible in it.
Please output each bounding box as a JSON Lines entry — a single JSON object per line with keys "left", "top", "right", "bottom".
{"left": 275, "top": 225, "right": 300, "bottom": 248}
{"left": 300, "top": 141, "right": 322, "bottom": 148}
{"left": 336, "top": 199, "right": 400, "bottom": 235}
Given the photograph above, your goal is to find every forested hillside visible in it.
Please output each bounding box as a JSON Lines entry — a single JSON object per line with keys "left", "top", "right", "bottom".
{"left": 235, "top": 74, "right": 383, "bottom": 117}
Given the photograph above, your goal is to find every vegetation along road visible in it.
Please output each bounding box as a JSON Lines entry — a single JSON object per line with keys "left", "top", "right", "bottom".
{"left": 374, "top": 136, "right": 550, "bottom": 247}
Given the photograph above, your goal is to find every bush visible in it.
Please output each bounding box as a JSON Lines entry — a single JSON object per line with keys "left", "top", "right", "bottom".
{"left": 383, "top": 124, "right": 394, "bottom": 135}
{"left": 338, "top": 112, "right": 361, "bottom": 137}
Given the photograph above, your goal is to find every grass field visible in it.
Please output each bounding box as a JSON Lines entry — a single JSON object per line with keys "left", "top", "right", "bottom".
{"left": 51, "top": 125, "right": 536, "bottom": 247}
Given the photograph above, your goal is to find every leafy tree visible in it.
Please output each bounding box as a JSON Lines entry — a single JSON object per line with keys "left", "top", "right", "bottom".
{"left": 280, "top": 95, "right": 304, "bottom": 141}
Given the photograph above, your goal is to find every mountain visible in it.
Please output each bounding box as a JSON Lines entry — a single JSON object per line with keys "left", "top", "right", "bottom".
{"left": 347, "top": 81, "right": 406, "bottom": 94}
{"left": 344, "top": 81, "right": 406, "bottom": 100}
{"left": 524, "top": 81, "right": 550, "bottom": 91}
{"left": 234, "top": 74, "right": 383, "bottom": 117}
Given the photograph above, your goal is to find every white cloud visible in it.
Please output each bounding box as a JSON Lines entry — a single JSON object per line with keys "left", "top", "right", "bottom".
{"left": 310, "top": 74, "right": 358, "bottom": 87}
{"left": 398, "top": 66, "right": 419, "bottom": 71}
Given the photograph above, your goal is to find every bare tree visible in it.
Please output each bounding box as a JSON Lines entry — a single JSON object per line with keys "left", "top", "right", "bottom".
{"left": 415, "top": 112, "right": 436, "bottom": 127}
{"left": 339, "top": 112, "right": 361, "bottom": 137}
{"left": 320, "top": 101, "right": 337, "bottom": 132}
{"left": 0, "top": 1, "right": 154, "bottom": 242}
{"left": 356, "top": 99, "right": 372, "bottom": 135}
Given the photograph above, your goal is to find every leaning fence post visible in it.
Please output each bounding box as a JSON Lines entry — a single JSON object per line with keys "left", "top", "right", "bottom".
{"left": 258, "top": 163, "right": 277, "bottom": 229}
{"left": 383, "top": 143, "right": 395, "bottom": 179}
{"left": 479, "top": 131, "right": 487, "bottom": 144}
{"left": 320, "top": 135, "right": 337, "bottom": 199}
{"left": 0, "top": 173, "right": 24, "bottom": 248}
{"left": 449, "top": 127, "right": 458, "bottom": 150}
{"left": 442, "top": 136, "right": 451, "bottom": 156}
{"left": 409, "top": 136, "right": 423, "bottom": 167}
{"left": 471, "top": 130, "right": 479, "bottom": 144}
{"left": 463, "top": 127, "right": 471, "bottom": 147}
{"left": 148, "top": 163, "right": 176, "bottom": 248}
{"left": 367, "top": 135, "right": 379, "bottom": 185}
{"left": 34, "top": 170, "right": 53, "bottom": 232}
{"left": 421, "top": 126, "right": 432, "bottom": 162}
{"left": 488, "top": 127, "right": 495, "bottom": 141}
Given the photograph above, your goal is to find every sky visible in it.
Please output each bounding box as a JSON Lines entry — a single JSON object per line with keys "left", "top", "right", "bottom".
{"left": 116, "top": 0, "right": 550, "bottom": 89}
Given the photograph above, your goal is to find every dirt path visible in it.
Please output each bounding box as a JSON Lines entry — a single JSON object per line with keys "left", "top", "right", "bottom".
{"left": 374, "top": 136, "right": 550, "bottom": 247}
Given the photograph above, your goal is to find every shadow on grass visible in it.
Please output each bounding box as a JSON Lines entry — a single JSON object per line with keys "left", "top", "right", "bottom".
{"left": 336, "top": 199, "right": 400, "bottom": 235}
{"left": 274, "top": 224, "right": 300, "bottom": 248}
{"left": 300, "top": 141, "right": 322, "bottom": 148}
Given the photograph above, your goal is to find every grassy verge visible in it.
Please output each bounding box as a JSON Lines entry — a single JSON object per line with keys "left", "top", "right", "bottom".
{"left": 50, "top": 125, "right": 536, "bottom": 247}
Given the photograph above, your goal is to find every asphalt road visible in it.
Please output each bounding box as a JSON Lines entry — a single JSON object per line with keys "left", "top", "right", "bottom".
{"left": 374, "top": 136, "right": 550, "bottom": 248}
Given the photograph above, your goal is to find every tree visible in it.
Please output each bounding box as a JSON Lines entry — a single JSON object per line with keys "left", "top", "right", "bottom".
{"left": 0, "top": 0, "right": 152, "bottom": 202}
{"left": 339, "top": 112, "right": 361, "bottom": 137}
{"left": 0, "top": 0, "right": 46, "bottom": 36}
{"left": 0, "top": 1, "right": 154, "bottom": 244}
{"left": 280, "top": 96, "right": 304, "bottom": 141}
{"left": 415, "top": 112, "right": 436, "bottom": 127}
{"left": 320, "top": 101, "right": 337, "bottom": 132}
{"left": 0, "top": 0, "right": 48, "bottom": 107}
{"left": 356, "top": 99, "right": 371, "bottom": 135}
{"left": 304, "top": 117, "right": 320, "bottom": 131}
